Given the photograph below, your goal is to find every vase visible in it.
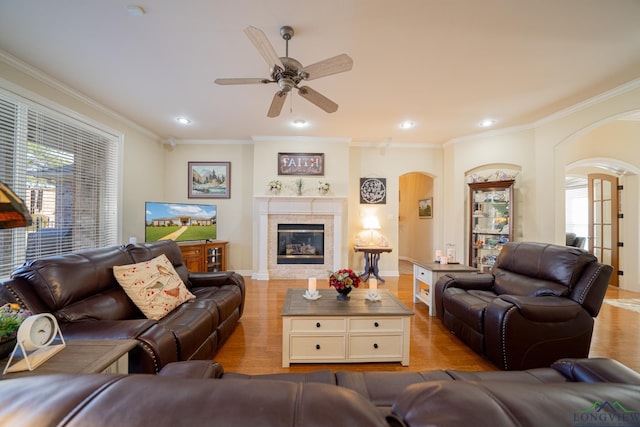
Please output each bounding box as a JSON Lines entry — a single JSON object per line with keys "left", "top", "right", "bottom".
{"left": 0, "top": 332, "right": 17, "bottom": 359}
{"left": 335, "top": 287, "right": 352, "bottom": 301}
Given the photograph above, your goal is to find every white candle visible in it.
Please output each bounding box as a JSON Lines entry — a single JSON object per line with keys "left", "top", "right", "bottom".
{"left": 435, "top": 250, "right": 443, "bottom": 261}
{"left": 308, "top": 278, "right": 317, "bottom": 294}
{"left": 369, "top": 278, "right": 377, "bottom": 291}
{"left": 440, "top": 256, "right": 448, "bottom": 265}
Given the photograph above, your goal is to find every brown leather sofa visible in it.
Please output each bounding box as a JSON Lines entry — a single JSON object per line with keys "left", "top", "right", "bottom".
{"left": 1, "top": 358, "right": 638, "bottom": 426}
{"left": 435, "top": 241, "right": 613, "bottom": 370}
{"left": 0, "top": 240, "right": 245, "bottom": 373}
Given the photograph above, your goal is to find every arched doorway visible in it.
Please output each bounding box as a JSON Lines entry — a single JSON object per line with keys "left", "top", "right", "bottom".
{"left": 398, "top": 172, "right": 434, "bottom": 271}
{"left": 564, "top": 116, "right": 640, "bottom": 292}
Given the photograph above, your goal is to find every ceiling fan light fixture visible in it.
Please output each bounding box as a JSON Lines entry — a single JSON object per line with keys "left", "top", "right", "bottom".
{"left": 479, "top": 119, "right": 496, "bottom": 128}
{"left": 292, "top": 119, "right": 307, "bottom": 128}
{"left": 176, "top": 117, "right": 191, "bottom": 125}
{"left": 399, "top": 121, "right": 415, "bottom": 129}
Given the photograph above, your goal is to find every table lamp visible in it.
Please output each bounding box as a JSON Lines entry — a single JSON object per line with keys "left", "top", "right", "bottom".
{"left": 0, "top": 181, "right": 32, "bottom": 229}
{"left": 363, "top": 216, "right": 381, "bottom": 245}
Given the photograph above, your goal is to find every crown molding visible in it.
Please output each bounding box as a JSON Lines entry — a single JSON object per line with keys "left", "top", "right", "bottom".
{"left": 0, "top": 49, "right": 161, "bottom": 141}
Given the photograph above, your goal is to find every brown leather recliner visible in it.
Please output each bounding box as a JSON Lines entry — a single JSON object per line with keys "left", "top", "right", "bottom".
{"left": 434, "top": 242, "right": 613, "bottom": 370}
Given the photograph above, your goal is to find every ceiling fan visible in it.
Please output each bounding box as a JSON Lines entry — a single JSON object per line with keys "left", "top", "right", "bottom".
{"left": 214, "top": 25, "right": 353, "bottom": 118}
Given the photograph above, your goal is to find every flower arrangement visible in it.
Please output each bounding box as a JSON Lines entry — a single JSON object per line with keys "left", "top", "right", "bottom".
{"left": 268, "top": 180, "right": 282, "bottom": 192}
{"left": 328, "top": 268, "right": 361, "bottom": 291}
{"left": 318, "top": 181, "right": 330, "bottom": 194}
{"left": 0, "top": 303, "right": 30, "bottom": 339}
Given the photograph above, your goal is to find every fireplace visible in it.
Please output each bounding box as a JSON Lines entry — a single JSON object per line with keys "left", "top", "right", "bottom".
{"left": 277, "top": 224, "right": 324, "bottom": 264}
{"left": 253, "top": 196, "right": 346, "bottom": 280}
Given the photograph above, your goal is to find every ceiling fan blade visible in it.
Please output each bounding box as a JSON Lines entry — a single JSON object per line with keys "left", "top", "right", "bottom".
{"left": 303, "top": 54, "right": 353, "bottom": 81}
{"left": 267, "top": 91, "right": 288, "bottom": 118}
{"left": 214, "top": 78, "right": 271, "bottom": 85}
{"left": 297, "top": 86, "right": 338, "bottom": 113}
{"left": 244, "top": 26, "right": 285, "bottom": 71}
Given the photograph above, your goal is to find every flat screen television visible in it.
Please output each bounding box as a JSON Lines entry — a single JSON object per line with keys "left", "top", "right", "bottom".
{"left": 145, "top": 201, "right": 217, "bottom": 243}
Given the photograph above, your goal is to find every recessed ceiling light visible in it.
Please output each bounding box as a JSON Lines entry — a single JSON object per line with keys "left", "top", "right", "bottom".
{"left": 127, "top": 6, "right": 145, "bottom": 16}
{"left": 479, "top": 119, "right": 496, "bottom": 128}
{"left": 292, "top": 119, "right": 307, "bottom": 128}
{"left": 399, "top": 121, "right": 415, "bottom": 129}
{"left": 176, "top": 117, "right": 191, "bottom": 125}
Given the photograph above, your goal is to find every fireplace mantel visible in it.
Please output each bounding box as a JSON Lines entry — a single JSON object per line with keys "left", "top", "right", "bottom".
{"left": 253, "top": 196, "right": 347, "bottom": 280}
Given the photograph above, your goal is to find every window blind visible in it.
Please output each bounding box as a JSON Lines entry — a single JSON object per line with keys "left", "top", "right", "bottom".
{"left": 0, "top": 89, "right": 119, "bottom": 279}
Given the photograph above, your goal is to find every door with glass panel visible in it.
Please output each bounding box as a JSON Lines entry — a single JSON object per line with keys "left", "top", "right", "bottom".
{"left": 588, "top": 174, "right": 618, "bottom": 286}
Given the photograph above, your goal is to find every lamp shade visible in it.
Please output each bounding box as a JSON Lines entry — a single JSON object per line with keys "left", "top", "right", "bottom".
{"left": 363, "top": 216, "right": 381, "bottom": 230}
{"left": 0, "top": 181, "right": 32, "bottom": 229}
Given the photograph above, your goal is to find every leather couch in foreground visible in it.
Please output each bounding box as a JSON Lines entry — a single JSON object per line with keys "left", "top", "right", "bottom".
{"left": 1, "top": 358, "right": 639, "bottom": 426}
{"left": 0, "top": 240, "right": 245, "bottom": 373}
{"left": 435, "top": 241, "right": 613, "bottom": 370}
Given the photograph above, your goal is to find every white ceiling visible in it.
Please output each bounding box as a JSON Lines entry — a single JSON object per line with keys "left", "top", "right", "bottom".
{"left": 1, "top": 0, "right": 639, "bottom": 144}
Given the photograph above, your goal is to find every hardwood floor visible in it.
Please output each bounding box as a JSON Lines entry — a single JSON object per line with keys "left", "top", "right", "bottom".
{"left": 214, "top": 272, "right": 640, "bottom": 374}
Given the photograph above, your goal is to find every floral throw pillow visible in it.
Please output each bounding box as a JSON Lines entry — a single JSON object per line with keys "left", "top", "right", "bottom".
{"left": 113, "top": 254, "right": 195, "bottom": 320}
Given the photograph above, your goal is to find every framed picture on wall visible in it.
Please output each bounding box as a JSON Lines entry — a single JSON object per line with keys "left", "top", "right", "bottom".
{"left": 188, "top": 161, "right": 231, "bottom": 199}
{"left": 419, "top": 198, "right": 432, "bottom": 218}
{"left": 278, "top": 153, "right": 324, "bottom": 176}
{"left": 360, "top": 177, "right": 387, "bottom": 204}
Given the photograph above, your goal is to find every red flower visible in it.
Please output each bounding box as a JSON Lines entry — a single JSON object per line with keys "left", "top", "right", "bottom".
{"left": 328, "top": 268, "right": 361, "bottom": 290}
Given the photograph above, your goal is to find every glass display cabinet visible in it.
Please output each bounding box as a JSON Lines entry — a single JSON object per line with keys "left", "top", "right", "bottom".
{"left": 468, "top": 180, "right": 514, "bottom": 271}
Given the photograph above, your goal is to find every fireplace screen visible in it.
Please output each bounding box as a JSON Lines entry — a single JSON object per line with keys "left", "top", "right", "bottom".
{"left": 277, "top": 224, "right": 324, "bottom": 264}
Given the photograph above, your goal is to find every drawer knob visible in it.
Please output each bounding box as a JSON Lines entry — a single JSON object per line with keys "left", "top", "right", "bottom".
{"left": 374, "top": 322, "right": 379, "bottom": 327}
{"left": 316, "top": 322, "right": 321, "bottom": 328}
{"left": 373, "top": 343, "right": 379, "bottom": 349}
{"left": 315, "top": 344, "right": 321, "bottom": 350}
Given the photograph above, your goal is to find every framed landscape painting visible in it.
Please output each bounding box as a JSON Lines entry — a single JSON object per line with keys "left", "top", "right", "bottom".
{"left": 419, "top": 198, "right": 432, "bottom": 218}
{"left": 188, "top": 162, "right": 231, "bottom": 199}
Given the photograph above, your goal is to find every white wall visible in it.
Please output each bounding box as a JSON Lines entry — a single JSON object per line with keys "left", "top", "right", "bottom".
{"left": 349, "top": 144, "right": 442, "bottom": 275}
{"left": 163, "top": 141, "right": 254, "bottom": 274}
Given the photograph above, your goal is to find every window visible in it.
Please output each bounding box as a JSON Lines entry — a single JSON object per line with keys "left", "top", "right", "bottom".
{"left": 0, "top": 88, "right": 119, "bottom": 279}
{"left": 566, "top": 182, "right": 588, "bottom": 238}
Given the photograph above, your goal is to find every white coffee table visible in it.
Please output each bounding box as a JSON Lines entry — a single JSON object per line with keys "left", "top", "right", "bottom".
{"left": 281, "top": 288, "right": 414, "bottom": 367}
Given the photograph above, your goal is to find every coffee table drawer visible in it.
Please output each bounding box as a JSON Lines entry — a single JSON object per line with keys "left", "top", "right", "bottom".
{"left": 349, "top": 335, "right": 403, "bottom": 358}
{"left": 349, "top": 317, "right": 404, "bottom": 332}
{"left": 289, "top": 318, "right": 346, "bottom": 332}
{"left": 290, "top": 336, "right": 345, "bottom": 359}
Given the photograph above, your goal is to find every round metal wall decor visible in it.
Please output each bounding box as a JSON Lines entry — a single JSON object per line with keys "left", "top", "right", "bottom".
{"left": 360, "top": 178, "right": 386, "bottom": 204}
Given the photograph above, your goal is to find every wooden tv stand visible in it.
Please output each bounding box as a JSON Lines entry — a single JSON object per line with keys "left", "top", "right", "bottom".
{"left": 179, "top": 241, "right": 228, "bottom": 272}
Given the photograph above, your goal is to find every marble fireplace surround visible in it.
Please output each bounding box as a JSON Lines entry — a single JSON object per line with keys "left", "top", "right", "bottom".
{"left": 253, "top": 196, "right": 346, "bottom": 280}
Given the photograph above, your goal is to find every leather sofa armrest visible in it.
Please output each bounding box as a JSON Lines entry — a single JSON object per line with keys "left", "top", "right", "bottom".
{"left": 60, "top": 319, "right": 157, "bottom": 339}
{"left": 552, "top": 358, "right": 640, "bottom": 384}
{"left": 434, "top": 273, "right": 494, "bottom": 320}
{"left": 188, "top": 271, "right": 236, "bottom": 287}
{"left": 188, "top": 271, "right": 245, "bottom": 294}
{"left": 158, "top": 361, "right": 224, "bottom": 379}
{"left": 497, "top": 295, "right": 582, "bottom": 322}
{"left": 438, "top": 272, "right": 494, "bottom": 291}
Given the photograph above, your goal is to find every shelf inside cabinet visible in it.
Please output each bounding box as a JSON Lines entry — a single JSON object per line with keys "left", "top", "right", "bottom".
{"left": 468, "top": 180, "right": 514, "bottom": 270}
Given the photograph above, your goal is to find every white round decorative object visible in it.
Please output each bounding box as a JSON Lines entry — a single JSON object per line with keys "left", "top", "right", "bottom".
{"left": 17, "top": 313, "right": 58, "bottom": 351}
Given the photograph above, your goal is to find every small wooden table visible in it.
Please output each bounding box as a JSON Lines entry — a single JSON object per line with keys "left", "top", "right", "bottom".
{"left": 413, "top": 262, "right": 479, "bottom": 316}
{"left": 281, "top": 288, "right": 413, "bottom": 367}
{"left": 354, "top": 246, "right": 393, "bottom": 282}
{"left": 0, "top": 339, "right": 137, "bottom": 379}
